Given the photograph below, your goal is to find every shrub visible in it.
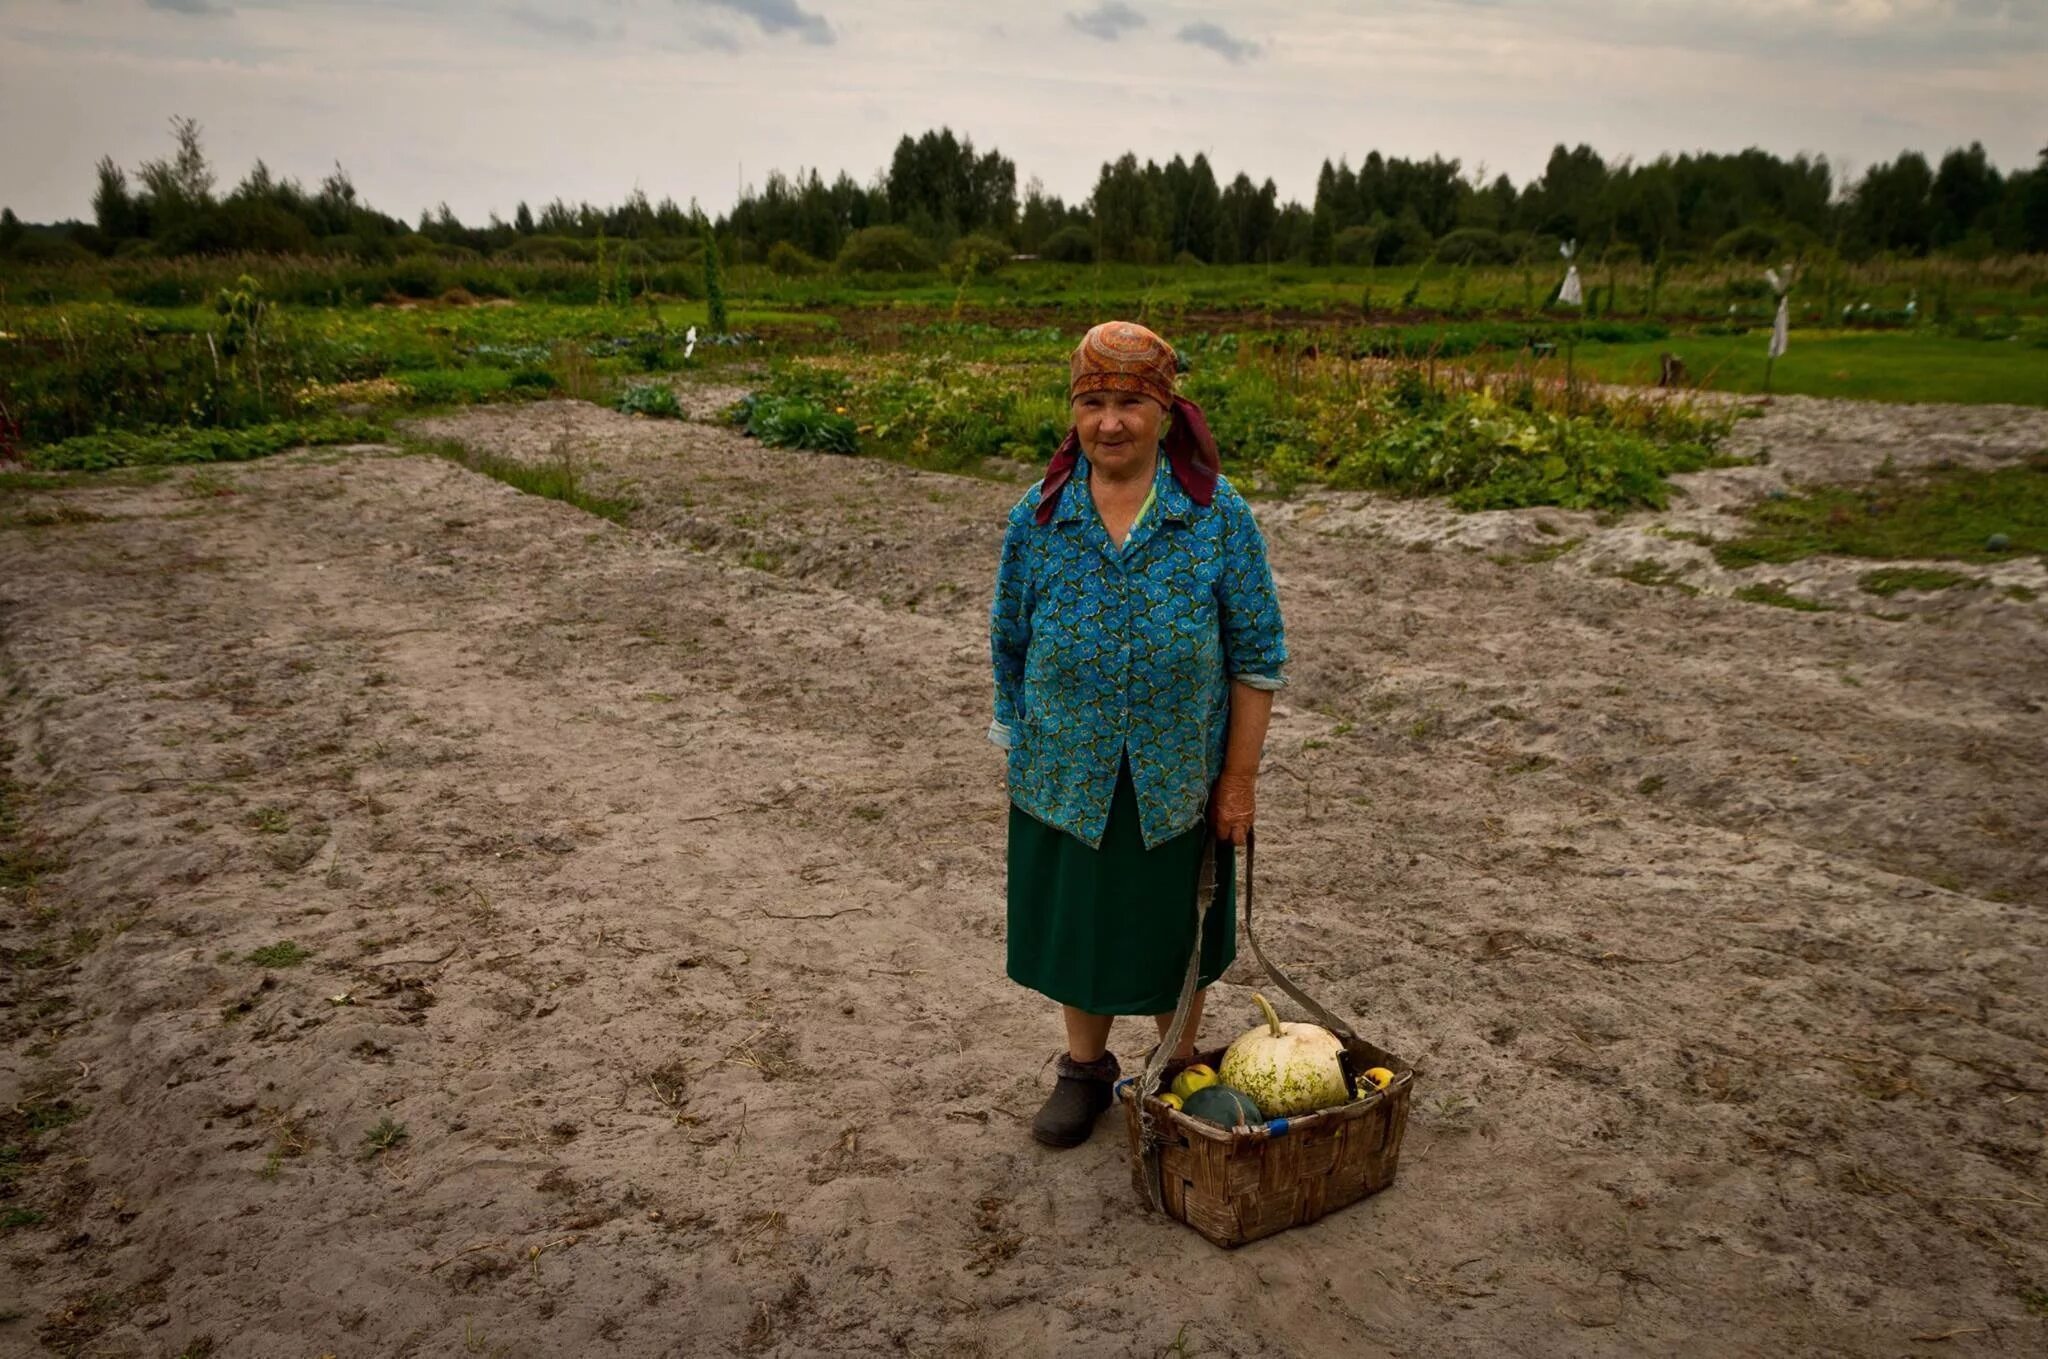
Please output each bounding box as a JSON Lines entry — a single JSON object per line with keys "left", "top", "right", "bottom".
{"left": 497, "top": 235, "right": 596, "bottom": 263}
{"left": 3, "top": 233, "right": 96, "bottom": 266}
{"left": 1333, "top": 225, "right": 1378, "bottom": 265}
{"left": 384, "top": 255, "right": 442, "bottom": 299}
{"left": 837, "top": 225, "right": 937, "bottom": 273}
{"left": 1435, "top": 228, "right": 1510, "bottom": 266}
{"left": 949, "top": 233, "right": 1012, "bottom": 279}
{"left": 1039, "top": 225, "right": 1095, "bottom": 264}
{"left": 1377, "top": 214, "right": 1435, "bottom": 266}
{"left": 1713, "top": 225, "right": 1781, "bottom": 262}
{"left": 766, "top": 241, "right": 823, "bottom": 276}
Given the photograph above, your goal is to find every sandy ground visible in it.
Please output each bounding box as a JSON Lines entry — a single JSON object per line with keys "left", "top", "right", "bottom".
{"left": 1, "top": 392, "right": 2045, "bottom": 1358}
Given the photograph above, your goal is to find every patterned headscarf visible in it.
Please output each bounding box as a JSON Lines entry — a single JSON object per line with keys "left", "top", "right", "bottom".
{"left": 1035, "top": 320, "right": 1220, "bottom": 527}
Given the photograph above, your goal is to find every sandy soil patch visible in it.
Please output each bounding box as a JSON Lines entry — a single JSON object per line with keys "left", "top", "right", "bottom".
{"left": 1, "top": 393, "right": 2043, "bottom": 1357}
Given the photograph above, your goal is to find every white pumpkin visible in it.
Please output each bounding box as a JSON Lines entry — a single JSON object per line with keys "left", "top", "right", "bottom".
{"left": 1218, "top": 993, "right": 1350, "bottom": 1117}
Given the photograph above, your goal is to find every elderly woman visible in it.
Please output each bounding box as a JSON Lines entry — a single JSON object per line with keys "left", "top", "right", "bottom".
{"left": 989, "top": 320, "right": 1288, "bottom": 1149}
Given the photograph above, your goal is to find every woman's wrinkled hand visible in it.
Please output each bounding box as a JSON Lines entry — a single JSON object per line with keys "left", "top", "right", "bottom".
{"left": 1209, "top": 771, "right": 1257, "bottom": 846}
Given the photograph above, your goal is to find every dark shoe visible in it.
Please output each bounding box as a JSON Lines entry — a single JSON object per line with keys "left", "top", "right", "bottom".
{"left": 1030, "top": 1051, "right": 1121, "bottom": 1149}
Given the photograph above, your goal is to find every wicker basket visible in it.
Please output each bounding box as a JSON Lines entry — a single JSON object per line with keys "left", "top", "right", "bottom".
{"left": 1118, "top": 1036, "right": 1414, "bottom": 1248}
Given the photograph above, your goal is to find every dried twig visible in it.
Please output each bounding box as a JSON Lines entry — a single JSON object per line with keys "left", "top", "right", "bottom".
{"left": 422, "top": 1238, "right": 505, "bottom": 1274}
{"left": 368, "top": 943, "right": 459, "bottom": 968}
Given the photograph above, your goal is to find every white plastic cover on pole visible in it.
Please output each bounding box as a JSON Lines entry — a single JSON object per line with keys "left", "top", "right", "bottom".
{"left": 1558, "top": 240, "right": 1584, "bottom": 307}
{"left": 1765, "top": 269, "right": 1789, "bottom": 359}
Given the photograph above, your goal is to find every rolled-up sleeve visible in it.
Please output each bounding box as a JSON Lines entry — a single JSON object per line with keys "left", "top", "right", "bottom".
{"left": 1218, "top": 495, "right": 1288, "bottom": 690}
{"left": 989, "top": 501, "right": 1034, "bottom": 748}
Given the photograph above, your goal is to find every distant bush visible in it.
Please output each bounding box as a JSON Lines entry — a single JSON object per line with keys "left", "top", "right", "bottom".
{"left": 1713, "top": 225, "right": 1780, "bottom": 262}
{"left": 497, "top": 235, "right": 596, "bottom": 263}
{"left": 1039, "top": 225, "right": 1095, "bottom": 264}
{"left": 949, "top": 233, "right": 1012, "bottom": 279}
{"left": 1333, "top": 225, "right": 1378, "bottom": 265}
{"left": 766, "top": 241, "right": 824, "bottom": 276}
{"left": 1376, "top": 215, "right": 1435, "bottom": 266}
{"left": 384, "top": 255, "right": 443, "bottom": 299}
{"left": 3, "top": 233, "right": 96, "bottom": 266}
{"left": 1435, "top": 228, "right": 1510, "bottom": 266}
{"left": 836, "top": 226, "right": 935, "bottom": 273}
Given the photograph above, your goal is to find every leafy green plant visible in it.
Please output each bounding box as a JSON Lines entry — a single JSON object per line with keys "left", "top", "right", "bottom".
{"left": 615, "top": 382, "right": 682, "bottom": 418}
{"left": 729, "top": 392, "right": 858, "bottom": 454}
{"left": 701, "top": 218, "right": 729, "bottom": 334}
{"left": 361, "top": 1116, "right": 409, "bottom": 1158}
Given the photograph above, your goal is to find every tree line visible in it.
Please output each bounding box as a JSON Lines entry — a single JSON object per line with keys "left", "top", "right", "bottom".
{"left": 4, "top": 118, "right": 2044, "bottom": 271}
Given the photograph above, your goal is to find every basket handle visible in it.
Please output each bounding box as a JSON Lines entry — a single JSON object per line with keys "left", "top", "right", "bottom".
{"left": 1134, "top": 825, "right": 1364, "bottom": 1212}
{"left": 1238, "top": 829, "right": 1362, "bottom": 1045}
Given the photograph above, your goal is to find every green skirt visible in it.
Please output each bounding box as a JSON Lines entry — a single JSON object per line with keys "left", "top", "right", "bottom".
{"left": 1006, "top": 755, "right": 1236, "bottom": 1016}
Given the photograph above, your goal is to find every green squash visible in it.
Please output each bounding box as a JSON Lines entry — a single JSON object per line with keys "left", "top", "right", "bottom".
{"left": 1179, "top": 1084, "right": 1264, "bottom": 1130}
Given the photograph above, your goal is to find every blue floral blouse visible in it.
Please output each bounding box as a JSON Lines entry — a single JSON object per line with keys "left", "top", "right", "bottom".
{"left": 988, "top": 452, "right": 1288, "bottom": 850}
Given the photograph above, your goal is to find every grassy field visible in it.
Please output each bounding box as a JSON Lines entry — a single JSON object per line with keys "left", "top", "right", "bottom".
{"left": 1567, "top": 330, "right": 2048, "bottom": 406}
{"left": 4, "top": 254, "right": 2045, "bottom": 502}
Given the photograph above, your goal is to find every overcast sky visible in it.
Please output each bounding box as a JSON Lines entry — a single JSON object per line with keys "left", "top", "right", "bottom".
{"left": 1, "top": 0, "right": 2042, "bottom": 224}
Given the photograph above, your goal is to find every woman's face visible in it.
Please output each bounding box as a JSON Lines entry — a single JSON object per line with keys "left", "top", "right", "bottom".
{"left": 1071, "top": 391, "right": 1166, "bottom": 479}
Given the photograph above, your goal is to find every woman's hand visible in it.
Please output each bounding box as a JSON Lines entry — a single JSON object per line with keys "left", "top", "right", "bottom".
{"left": 1209, "top": 770, "right": 1257, "bottom": 846}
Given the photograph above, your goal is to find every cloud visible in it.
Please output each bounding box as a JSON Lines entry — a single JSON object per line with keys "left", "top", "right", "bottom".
{"left": 1176, "top": 21, "right": 1258, "bottom": 63}
{"left": 146, "top": 0, "right": 231, "bottom": 15}
{"left": 699, "top": 0, "right": 833, "bottom": 45}
{"left": 1066, "top": 2, "right": 1145, "bottom": 41}
{"left": 504, "top": 5, "right": 607, "bottom": 43}
{"left": 692, "top": 25, "right": 742, "bottom": 53}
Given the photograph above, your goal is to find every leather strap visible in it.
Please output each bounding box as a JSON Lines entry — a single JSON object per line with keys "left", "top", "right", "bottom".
{"left": 1134, "top": 826, "right": 1366, "bottom": 1212}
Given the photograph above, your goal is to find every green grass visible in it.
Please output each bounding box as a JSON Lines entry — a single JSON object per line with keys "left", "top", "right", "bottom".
{"left": 1571, "top": 330, "right": 2048, "bottom": 406}
{"left": 1733, "top": 581, "right": 1835, "bottom": 611}
{"left": 419, "top": 437, "right": 637, "bottom": 524}
{"left": 26, "top": 418, "right": 385, "bottom": 472}
{"left": 1610, "top": 558, "right": 1700, "bottom": 594}
{"left": 245, "top": 941, "right": 310, "bottom": 968}
{"left": 1857, "top": 567, "right": 1987, "bottom": 597}
{"left": 1713, "top": 454, "right": 2048, "bottom": 566}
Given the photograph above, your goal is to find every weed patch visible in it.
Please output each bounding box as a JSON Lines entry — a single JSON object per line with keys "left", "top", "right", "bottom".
{"left": 362, "top": 1116, "right": 409, "bottom": 1158}
{"left": 1714, "top": 456, "right": 2047, "bottom": 567}
{"left": 28, "top": 418, "right": 384, "bottom": 472}
{"left": 246, "top": 940, "right": 310, "bottom": 968}
{"left": 1733, "top": 581, "right": 1835, "bottom": 611}
{"left": 1857, "top": 567, "right": 1987, "bottom": 597}
{"left": 420, "top": 436, "right": 636, "bottom": 524}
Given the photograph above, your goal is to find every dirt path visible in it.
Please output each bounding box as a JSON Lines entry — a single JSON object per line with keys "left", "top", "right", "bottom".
{"left": 1, "top": 394, "right": 2044, "bottom": 1357}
